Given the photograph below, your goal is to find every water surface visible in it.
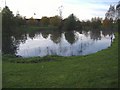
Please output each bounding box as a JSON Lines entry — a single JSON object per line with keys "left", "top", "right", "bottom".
{"left": 15, "top": 30, "right": 115, "bottom": 57}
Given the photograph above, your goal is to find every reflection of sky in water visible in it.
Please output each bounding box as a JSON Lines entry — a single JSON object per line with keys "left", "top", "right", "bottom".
{"left": 16, "top": 31, "right": 115, "bottom": 57}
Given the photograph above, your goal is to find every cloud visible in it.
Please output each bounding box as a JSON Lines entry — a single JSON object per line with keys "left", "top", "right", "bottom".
{"left": 1, "top": 0, "right": 119, "bottom": 20}
{"left": 90, "top": 1, "right": 118, "bottom": 5}
{"left": 92, "top": 8, "right": 108, "bottom": 12}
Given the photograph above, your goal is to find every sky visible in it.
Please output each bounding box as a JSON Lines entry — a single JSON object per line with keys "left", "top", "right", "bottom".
{"left": 0, "top": 0, "right": 119, "bottom": 20}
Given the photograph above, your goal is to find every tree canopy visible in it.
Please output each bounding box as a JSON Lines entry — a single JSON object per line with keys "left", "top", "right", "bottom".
{"left": 40, "top": 17, "right": 49, "bottom": 26}
{"left": 2, "top": 6, "right": 15, "bottom": 34}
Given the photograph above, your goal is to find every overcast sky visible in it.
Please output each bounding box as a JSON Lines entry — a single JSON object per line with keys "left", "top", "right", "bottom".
{"left": 0, "top": 0, "right": 119, "bottom": 20}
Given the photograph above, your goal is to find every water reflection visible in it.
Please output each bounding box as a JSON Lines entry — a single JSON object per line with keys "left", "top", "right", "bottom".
{"left": 12, "top": 30, "right": 115, "bottom": 57}
{"left": 90, "top": 29, "right": 101, "bottom": 40}
{"left": 50, "top": 31, "right": 61, "bottom": 44}
{"left": 65, "top": 31, "right": 76, "bottom": 44}
{"left": 42, "top": 32, "right": 49, "bottom": 39}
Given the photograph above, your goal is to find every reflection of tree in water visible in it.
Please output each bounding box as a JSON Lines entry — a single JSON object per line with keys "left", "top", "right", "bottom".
{"left": 102, "top": 29, "right": 114, "bottom": 37}
{"left": 13, "top": 29, "right": 115, "bottom": 57}
{"left": 65, "top": 31, "right": 76, "bottom": 44}
{"left": 2, "top": 31, "right": 28, "bottom": 55}
{"left": 90, "top": 29, "right": 101, "bottom": 40}
{"left": 75, "top": 29, "right": 83, "bottom": 34}
{"left": 28, "top": 32, "right": 36, "bottom": 39}
{"left": 2, "top": 36, "right": 17, "bottom": 54}
{"left": 50, "top": 31, "right": 62, "bottom": 43}
{"left": 77, "top": 36, "right": 90, "bottom": 55}
{"left": 82, "top": 30, "right": 89, "bottom": 37}
{"left": 78, "top": 43, "right": 84, "bottom": 54}
{"left": 42, "top": 32, "right": 49, "bottom": 39}
{"left": 14, "top": 34, "right": 27, "bottom": 44}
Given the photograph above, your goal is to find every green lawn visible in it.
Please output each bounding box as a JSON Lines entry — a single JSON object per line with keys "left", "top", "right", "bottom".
{"left": 2, "top": 33, "right": 118, "bottom": 88}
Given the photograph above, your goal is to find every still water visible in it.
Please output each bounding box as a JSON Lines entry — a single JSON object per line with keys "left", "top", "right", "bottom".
{"left": 15, "top": 30, "right": 115, "bottom": 57}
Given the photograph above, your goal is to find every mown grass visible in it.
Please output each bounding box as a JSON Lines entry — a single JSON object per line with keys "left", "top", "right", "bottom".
{"left": 2, "top": 33, "right": 118, "bottom": 88}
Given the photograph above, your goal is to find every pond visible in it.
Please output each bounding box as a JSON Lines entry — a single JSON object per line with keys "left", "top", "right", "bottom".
{"left": 12, "top": 30, "right": 115, "bottom": 57}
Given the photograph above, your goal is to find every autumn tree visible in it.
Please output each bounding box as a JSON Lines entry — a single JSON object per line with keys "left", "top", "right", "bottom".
{"left": 49, "top": 15, "right": 61, "bottom": 27}
{"left": 27, "top": 17, "right": 37, "bottom": 26}
{"left": 103, "top": 17, "right": 113, "bottom": 28}
{"left": 63, "top": 14, "right": 82, "bottom": 30}
{"left": 63, "top": 14, "right": 77, "bottom": 30}
{"left": 76, "top": 20, "right": 82, "bottom": 30}
{"left": 40, "top": 16, "right": 49, "bottom": 26}
{"left": 91, "top": 17, "right": 102, "bottom": 28}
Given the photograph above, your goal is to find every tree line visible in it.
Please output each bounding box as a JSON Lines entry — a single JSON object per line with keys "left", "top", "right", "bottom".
{"left": 2, "top": 6, "right": 118, "bottom": 32}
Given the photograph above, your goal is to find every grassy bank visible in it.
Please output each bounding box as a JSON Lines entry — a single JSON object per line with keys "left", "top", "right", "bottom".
{"left": 3, "top": 33, "right": 118, "bottom": 88}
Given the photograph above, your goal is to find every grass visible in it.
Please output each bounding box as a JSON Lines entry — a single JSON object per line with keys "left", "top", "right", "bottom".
{"left": 2, "top": 33, "right": 118, "bottom": 88}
